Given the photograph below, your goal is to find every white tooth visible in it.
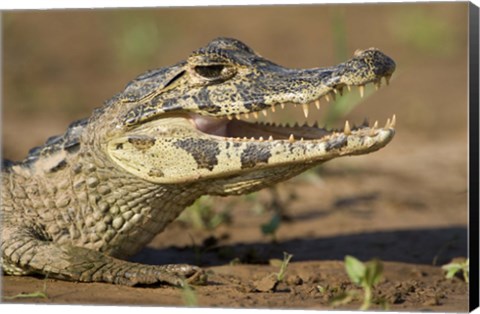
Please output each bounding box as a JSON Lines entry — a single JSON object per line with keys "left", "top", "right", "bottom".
{"left": 302, "top": 104, "right": 309, "bottom": 118}
{"left": 391, "top": 114, "right": 396, "bottom": 128}
{"left": 262, "top": 109, "right": 268, "bottom": 117}
{"left": 347, "top": 85, "right": 351, "bottom": 91}
{"left": 333, "top": 89, "right": 338, "bottom": 94}
{"left": 315, "top": 100, "right": 321, "bottom": 110}
{"left": 281, "top": 103, "right": 285, "bottom": 109}
{"left": 375, "top": 80, "right": 381, "bottom": 90}
{"left": 344, "top": 120, "right": 351, "bottom": 135}
{"left": 250, "top": 137, "right": 255, "bottom": 142}
{"left": 338, "top": 86, "right": 344, "bottom": 96}
{"left": 236, "top": 114, "right": 242, "bottom": 120}
{"left": 384, "top": 118, "right": 391, "bottom": 129}
{"left": 325, "top": 94, "right": 330, "bottom": 102}
{"left": 271, "top": 105, "right": 276, "bottom": 113}
{"left": 243, "top": 137, "right": 248, "bottom": 141}
{"left": 244, "top": 112, "right": 250, "bottom": 119}
{"left": 227, "top": 115, "right": 233, "bottom": 120}
{"left": 268, "top": 135, "right": 273, "bottom": 141}
{"left": 252, "top": 112, "right": 259, "bottom": 119}
{"left": 359, "top": 85, "right": 365, "bottom": 98}
{"left": 259, "top": 136, "right": 264, "bottom": 142}
{"left": 288, "top": 134, "right": 295, "bottom": 143}
{"left": 300, "top": 137, "right": 304, "bottom": 142}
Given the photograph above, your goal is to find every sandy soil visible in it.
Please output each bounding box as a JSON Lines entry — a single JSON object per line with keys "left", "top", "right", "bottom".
{"left": 1, "top": 3, "right": 470, "bottom": 311}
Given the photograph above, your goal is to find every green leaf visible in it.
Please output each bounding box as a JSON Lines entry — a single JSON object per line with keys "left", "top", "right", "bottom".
{"left": 261, "top": 213, "right": 281, "bottom": 236}
{"left": 442, "top": 258, "right": 469, "bottom": 283}
{"left": 445, "top": 267, "right": 460, "bottom": 279}
{"left": 442, "top": 262, "right": 462, "bottom": 279}
{"left": 345, "top": 255, "right": 366, "bottom": 285}
{"left": 364, "top": 259, "right": 383, "bottom": 287}
{"left": 4, "top": 291, "right": 48, "bottom": 300}
{"left": 181, "top": 282, "right": 198, "bottom": 307}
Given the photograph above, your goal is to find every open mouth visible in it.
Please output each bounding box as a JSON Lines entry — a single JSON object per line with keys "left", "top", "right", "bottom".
{"left": 190, "top": 75, "right": 395, "bottom": 143}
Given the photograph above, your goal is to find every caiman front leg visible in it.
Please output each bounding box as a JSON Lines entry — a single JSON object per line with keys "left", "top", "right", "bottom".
{"left": 1, "top": 226, "right": 204, "bottom": 286}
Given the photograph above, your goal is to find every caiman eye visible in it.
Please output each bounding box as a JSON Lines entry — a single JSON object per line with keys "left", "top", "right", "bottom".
{"left": 194, "top": 65, "right": 226, "bottom": 78}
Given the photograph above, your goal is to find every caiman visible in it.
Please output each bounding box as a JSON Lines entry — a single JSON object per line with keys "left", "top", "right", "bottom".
{"left": 1, "top": 38, "right": 396, "bottom": 286}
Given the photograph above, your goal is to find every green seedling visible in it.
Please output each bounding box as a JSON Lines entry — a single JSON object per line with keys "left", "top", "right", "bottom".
{"left": 181, "top": 281, "right": 198, "bottom": 307}
{"left": 442, "top": 258, "right": 469, "bottom": 283}
{"left": 181, "top": 196, "right": 232, "bottom": 230}
{"left": 275, "top": 252, "right": 294, "bottom": 282}
{"left": 255, "top": 252, "right": 294, "bottom": 292}
{"left": 261, "top": 213, "right": 281, "bottom": 240}
{"left": 4, "top": 291, "right": 48, "bottom": 300}
{"left": 4, "top": 279, "right": 48, "bottom": 300}
{"left": 344, "top": 255, "right": 384, "bottom": 310}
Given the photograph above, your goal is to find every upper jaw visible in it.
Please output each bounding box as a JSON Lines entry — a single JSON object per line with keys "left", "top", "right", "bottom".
{"left": 117, "top": 45, "right": 395, "bottom": 129}
{"left": 186, "top": 61, "right": 396, "bottom": 145}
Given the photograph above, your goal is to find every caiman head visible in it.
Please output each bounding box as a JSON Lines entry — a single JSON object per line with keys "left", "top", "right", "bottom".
{"left": 94, "top": 37, "right": 396, "bottom": 195}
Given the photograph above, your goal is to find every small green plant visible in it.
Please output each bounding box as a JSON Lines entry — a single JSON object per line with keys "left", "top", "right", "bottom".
{"left": 181, "top": 281, "right": 198, "bottom": 307}
{"left": 442, "top": 258, "right": 469, "bottom": 283}
{"left": 260, "top": 213, "right": 281, "bottom": 240}
{"left": 4, "top": 279, "right": 48, "bottom": 300}
{"left": 254, "top": 252, "right": 294, "bottom": 292}
{"left": 275, "top": 252, "right": 294, "bottom": 282}
{"left": 4, "top": 291, "right": 48, "bottom": 300}
{"left": 342, "top": 255, "right": 384, "bottom": 310}
{"left": 180, "top": 196, "right": 232, "bottom": 230}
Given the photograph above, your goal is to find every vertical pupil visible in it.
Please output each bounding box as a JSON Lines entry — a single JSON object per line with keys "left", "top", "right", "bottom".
{"left": 195, "top": 65, "right": 225, "bottom": 78}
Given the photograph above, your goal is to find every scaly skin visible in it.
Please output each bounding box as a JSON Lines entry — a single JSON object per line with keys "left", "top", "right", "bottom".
{"left": 1, "top": 38, "right": 396, "bottom": 286}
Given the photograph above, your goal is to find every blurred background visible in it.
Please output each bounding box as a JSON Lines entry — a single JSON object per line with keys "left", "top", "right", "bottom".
{"left": 2, "top": 3, "right": 468, "bottom": 160}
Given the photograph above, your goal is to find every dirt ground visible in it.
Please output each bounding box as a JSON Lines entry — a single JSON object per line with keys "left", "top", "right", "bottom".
{"left": 1, "top": 3, "right": 470, "bottom": 311}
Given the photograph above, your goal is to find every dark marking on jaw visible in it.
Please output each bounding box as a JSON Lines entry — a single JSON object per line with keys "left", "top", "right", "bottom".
{"left": 148, "top": 168, "right": 164, "bottom": 177}
{"left": 128, "top": 136, "right": 156, "bottom": 150}
{"left": 240, "top": 143, "right": 272, "bottom": 169}
{"left": 196, "top": 89, "right": 222, "bottom": 114}
{"left": 325, "top": 136, "right": 348, "bottom": 152}
{"left": 174, "top": 138, "right": 220, "bottom": 170}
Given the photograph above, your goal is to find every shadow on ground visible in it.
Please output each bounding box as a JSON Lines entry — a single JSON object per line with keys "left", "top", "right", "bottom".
{"left": 133, "top": 226, "right": 467, "bottom": 267}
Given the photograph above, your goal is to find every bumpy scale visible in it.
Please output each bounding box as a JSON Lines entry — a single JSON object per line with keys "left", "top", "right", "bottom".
{"left": 1, "top": 38, "right": 396, "bottom": 286}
